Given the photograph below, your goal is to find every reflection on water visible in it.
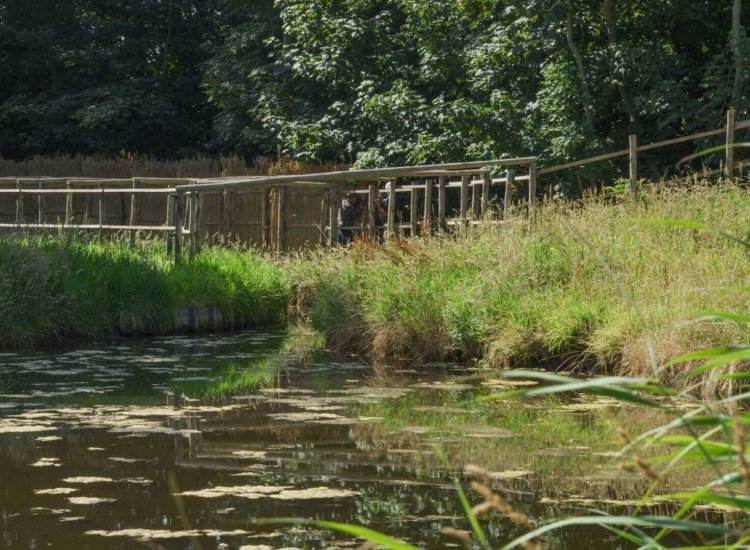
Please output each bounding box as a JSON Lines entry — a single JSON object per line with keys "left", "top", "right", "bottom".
{"left": 0, "top": 332, "right": 719, "bottom": 548}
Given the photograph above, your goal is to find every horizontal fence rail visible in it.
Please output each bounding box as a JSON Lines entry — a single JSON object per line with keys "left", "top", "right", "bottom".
{"left": 0, "top": 110, "right": 746, "bottom": 260}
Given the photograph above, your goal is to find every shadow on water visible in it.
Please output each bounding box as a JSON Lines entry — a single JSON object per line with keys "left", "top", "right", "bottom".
{"left": 0, "top": 331, "right": 732, "bottom": 548}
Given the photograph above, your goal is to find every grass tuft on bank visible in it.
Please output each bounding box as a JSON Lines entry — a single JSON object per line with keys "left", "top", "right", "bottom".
{"left": 0, "top": 234, "right": 290, "bottom": 348}
{"left": 285, "top": 183, "right": 750, "bottom": 397}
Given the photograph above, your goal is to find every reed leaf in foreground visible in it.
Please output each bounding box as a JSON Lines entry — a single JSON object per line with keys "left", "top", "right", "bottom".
{"left": 500, "top": 516, "right": 735, "bottom": 550}
{"left": 489, "top": 370, "right": 668, "bottom": 408}
{"left": 257, "top": 518, "right": 419, "bottom": 550}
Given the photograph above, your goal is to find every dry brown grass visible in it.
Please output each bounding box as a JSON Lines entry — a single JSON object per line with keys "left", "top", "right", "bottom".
{"left": 0, "top": 154, "right": 346, "bottom": 179}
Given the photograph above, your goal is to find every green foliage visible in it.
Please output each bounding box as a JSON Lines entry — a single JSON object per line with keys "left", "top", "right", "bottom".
{"left": 4, "top": 0, "right": 750, "bottom": 191}
{"left": 0, "top": 0, "right": 218, "bottom": 158}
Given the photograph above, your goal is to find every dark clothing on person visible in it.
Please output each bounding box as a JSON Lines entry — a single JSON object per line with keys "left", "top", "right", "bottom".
{"left": 337, "top": 196, "right": 364, "bottom": 245}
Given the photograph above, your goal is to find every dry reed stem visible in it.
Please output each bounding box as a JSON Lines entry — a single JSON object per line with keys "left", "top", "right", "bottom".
{"left": 441, "top": 526, "right": 472, "bottom": 547}
{"left": 464, "top": 467, "right": 540, "bottom": 549}
{"left": 471, "top": 481, "right": 533, "bottom": 529}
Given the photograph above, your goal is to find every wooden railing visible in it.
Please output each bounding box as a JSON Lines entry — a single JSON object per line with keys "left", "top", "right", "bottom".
{"left": 0, "top": 110, "right": 746, "bottom": 261}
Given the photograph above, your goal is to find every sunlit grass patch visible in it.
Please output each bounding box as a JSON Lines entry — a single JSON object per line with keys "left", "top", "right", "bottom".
{"left": 0, "top": 234, "right": 290, "bottom": 348}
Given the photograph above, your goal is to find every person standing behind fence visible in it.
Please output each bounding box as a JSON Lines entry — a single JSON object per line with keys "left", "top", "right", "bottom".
{"left": 337, "top": 191, "right": 364, "bottom": 245}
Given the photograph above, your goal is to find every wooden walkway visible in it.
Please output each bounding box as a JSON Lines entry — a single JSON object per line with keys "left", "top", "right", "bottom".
{"left": 0, "top": 109, "right": 747, "bottom": 261}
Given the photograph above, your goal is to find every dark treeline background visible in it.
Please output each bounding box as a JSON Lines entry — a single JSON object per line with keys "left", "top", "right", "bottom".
{"left": 1, "top": 0, "right": 748, "bottom": 180}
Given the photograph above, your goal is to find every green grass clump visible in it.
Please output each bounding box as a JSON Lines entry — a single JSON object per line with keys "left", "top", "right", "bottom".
{"left": 0, "top": 234, "right": 290, "bottom": 348}
{"left": 285, "top": 183, "right": 750, "bottom": 395}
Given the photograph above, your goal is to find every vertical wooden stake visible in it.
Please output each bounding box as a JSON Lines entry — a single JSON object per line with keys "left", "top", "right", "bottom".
{"left": 438, "top": 176, "right": 447, "bottom": 231}
{"left": 15, "top": 179, "right": 23, "bottom": 227}
{"left": 410, "top": 187, "right": 418, "bottom": 235}
{"left": 174, "top": 192, "right": 183, "bottom": 264}
{"left": 98, "top": 182, "right": 106, "bottom": 240}
{"left": 504, "top": 169, "right": 514, "bottom": 219}
{"left": 129, "top": 178, "right": 140, "bottom": 247}
{"left": 726, "top": 108, "right": 736, "bottom": 180}
{"left": 460, "top": 175, "right": 470, "bottom": 227}
{"left": 166, "top": 193, "right": 173, "bottom": 256}
{"left": 386, "top": 180, "right": 396, "bottom": 239}
{"left": 423, "top": 179, "right": 433, "bottom": 234}
{"left": 528, "top": 160, "right": 538, "bottom": 219}
{"left": 37, "top": 180, "right": 44, "bottom": 225}
{"left": 368, "top": 183, "right": 377, "bottom": 241}
{"left": 261, "top": 187, "right": 269, "bottom": 248}
{"left": 628, "top": 134, "right": 638, "bottom": 200}
{"left": 219, "top": 189, "right": 227, "bottom": 236}
{"left": 276, "top": 186, "right": 286, "bottom": 253}
{"left": 328, "top": 184, "right": 338, "bottom": 247}
{"left": 194, "top": 192, "right": 203, "bottom": 255}
{"left": 188, "top": 193, "right": 198, "bottom": 259}
{"left": 320, "top": 189, "right": 329, "bottom": 247}
{"left": 65, "top": 180, "right": 73, "bottom": 226}
{"left": 481, "top": 171, "right": 491, "bottom": 216}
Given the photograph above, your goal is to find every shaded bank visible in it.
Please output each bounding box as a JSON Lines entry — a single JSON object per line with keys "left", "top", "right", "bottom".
{"left": 0, "top": 236, "right": 289, "bottom": 349}
{"left": 285, "top": 183, "right": 750, "bottom": 397}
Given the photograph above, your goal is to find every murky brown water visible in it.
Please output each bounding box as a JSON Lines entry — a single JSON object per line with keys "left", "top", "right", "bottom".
{"left": 0, "top": 331, "right": 722, "bottom": 548}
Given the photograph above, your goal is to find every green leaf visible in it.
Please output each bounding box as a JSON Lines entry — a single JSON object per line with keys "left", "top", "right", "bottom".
{"left": 455, "top": 479, "right": 490, "bottom": 549}
{"left": 489, "top": 371, "right": 662, "bottom": 408}
{"left": 257, "top": 518, "right": 420, "bottom": 550}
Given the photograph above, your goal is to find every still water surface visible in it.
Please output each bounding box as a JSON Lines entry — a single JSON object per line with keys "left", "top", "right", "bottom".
{"left": 0, "top": 331, "right": 682, "bottom": 548}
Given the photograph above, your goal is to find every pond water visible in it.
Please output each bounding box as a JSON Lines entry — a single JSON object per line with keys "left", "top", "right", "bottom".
{"left": 0, "top": 331, "right": 719, "bottom": 549}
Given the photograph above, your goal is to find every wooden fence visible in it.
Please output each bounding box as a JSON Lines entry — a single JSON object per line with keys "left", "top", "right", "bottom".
{"left": 0, "top": 110, "right": 746, "bottom": 261}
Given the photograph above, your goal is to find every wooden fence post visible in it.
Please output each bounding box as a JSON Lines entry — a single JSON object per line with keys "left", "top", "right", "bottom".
{"left": 65, "top": 180, "right": 73, "bottom": 226}
{"left": 628, "top": 134, "right": 638, "bottom": 200}
{"left": 37, "top": 180, "right": 44, "bottom": 225}
{"left": 386, "top": 180, "right": 396, "bottom": 239}
{"left": 129, "top": 178, "right": 140, "bottom": 247}
{"left": 188, "top": 192, "right": 198, "bottom": 259}
{"left": 194, "top": 192, "right": 203, "bottom": 255}
{"left": 726, "top": 108, "right": 736, "bottom": 180}
{"left": 320, "top": 190, "right": 329, "bottom": 247}
{"left": 261, "top": 187, "right": 269, "bottom": 248}
{"left": 471, "top": 177, "right": 479, "bottom": 219}
{"left": 276, "top": 186, "right": 286, "bottom": 253}
{"left": 15, "top": 179, "right": 23, "bottom": 227}
{"left": 504, "top": 169, "right": 514, "bottom": 219}
{"left": 98, "top": 182, "right": 106, "bottom": 240}
{"left": 460, "top": 175, "right": 470, "bottom": 226}
{"left": 438, "top": 176, "right": 447, "bottom": 231}
{"left": 165, "top": 193, "right": 173, "bottom": 256}
{"left": 174, "top": 192, "right": 183, "bottom": 264}
{"left": 368, "top": 183, "right": 377, "bottom": 241}
{"left": 481, "top": 171, "right": 491, "bottom": 216}
{"left": 328, "top": 184, "right": 338, "bottom": 247}
{"left": 219, "top": 189, "right": 227, "bottom": 236}
{"left": 423, "top": 178, "right": 433, "bottom": 233}
{"left": 528, "top": 160, "right": 538, "bottom": 220}
{"left": 410, "top": 187, "right": 418, "bottom": 235}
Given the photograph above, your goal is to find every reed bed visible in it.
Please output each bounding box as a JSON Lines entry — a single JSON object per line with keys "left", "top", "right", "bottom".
{"left": 0, "top": 154, "right": 344, "bottom": 179}
{"left": 284, "top": 181, "right": 750, "bottom": 398}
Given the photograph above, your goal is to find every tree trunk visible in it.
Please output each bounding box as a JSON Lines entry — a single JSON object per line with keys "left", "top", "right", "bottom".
{"left": 602, "top": 0, "right": 637, "bottom": 125}
{"left": 565, "top": 1, "right": 597, "bottom": 135}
